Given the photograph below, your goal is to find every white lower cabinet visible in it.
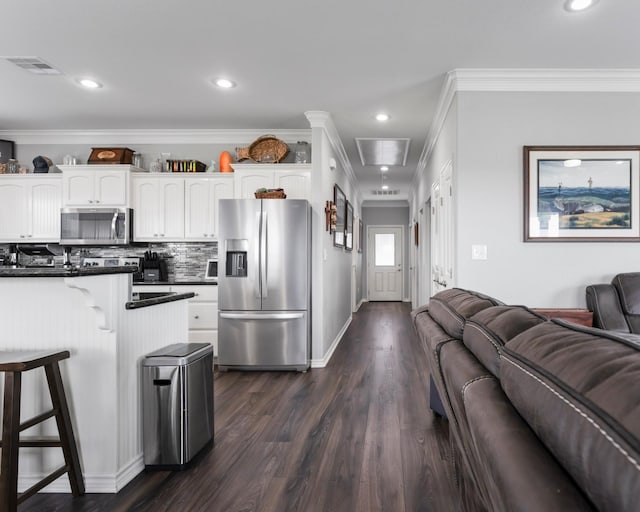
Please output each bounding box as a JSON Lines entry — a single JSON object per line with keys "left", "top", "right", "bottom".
{"left": 133, "top": 284, "right": 219, "bottom": 356}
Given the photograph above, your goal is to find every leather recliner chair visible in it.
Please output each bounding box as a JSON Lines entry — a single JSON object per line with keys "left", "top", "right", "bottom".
{"left": 586, "top": 272, "right": 640, "bottom": 333}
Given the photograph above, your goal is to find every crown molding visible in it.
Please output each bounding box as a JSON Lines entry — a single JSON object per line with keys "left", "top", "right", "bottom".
{"left": 0, "top": 128, "right": 312, "bottom": 146}
{"left": 304, "top": 110, "right": 358, "bottom": 189}
{"left": 453, "top": 68, "right": 640, "bottom": 92}
{"left": 414, "top": 68, "right": 640, "bottom": 184}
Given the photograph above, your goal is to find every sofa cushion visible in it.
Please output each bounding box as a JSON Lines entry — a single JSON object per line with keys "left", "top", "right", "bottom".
{"left": 500, "top": 320, "right": 640, "bottom": 512}
{"left": 427, "top": 288, "right": 503, "bottom": 339}
{"left": 613, "top": 273, "right": 640, "bottom": 332}
{"left": 464, "top": 377, "right": 594, "bottom": 511}
{"left": 586, "top": 283, "right": 631, "bottom": 332}
{"left": 463, "top": 306, "right": 547, "bottom": 377}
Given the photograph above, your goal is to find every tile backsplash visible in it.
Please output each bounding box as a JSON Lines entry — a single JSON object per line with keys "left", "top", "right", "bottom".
{"left": 0, "top": 242, "right": 217, "bottom": 281}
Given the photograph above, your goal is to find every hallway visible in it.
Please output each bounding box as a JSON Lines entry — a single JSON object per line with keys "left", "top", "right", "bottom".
{"left": 23, "top": 302, "right": 461, "bottom": 512}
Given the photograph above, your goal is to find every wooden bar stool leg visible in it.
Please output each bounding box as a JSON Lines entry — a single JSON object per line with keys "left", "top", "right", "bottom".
{"left": 44, "top": 362, "right": 85, "bottom": 496}
{"left": 0, "top": 371, "right": 22, "bottom": 512}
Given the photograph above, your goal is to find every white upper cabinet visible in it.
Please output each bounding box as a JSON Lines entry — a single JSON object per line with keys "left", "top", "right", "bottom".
{"left": 184, "top": 177, "right": 234, "bottom": 240}
{"left": 233, "top": 164, "right": 311, "bottom": 200}
{"left": 60, "top": 165, "right": 141, "bottom": 207}
{"left": 0, "top": 175, "right": 61, "bottom": 242}
{"left": 133, "top": 176, "right": 185, "bottom": 241}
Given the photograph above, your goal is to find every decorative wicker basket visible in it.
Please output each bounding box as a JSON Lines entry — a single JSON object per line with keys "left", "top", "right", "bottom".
{"left": 236, "top": 135, "right": 289, "bottom": 163}
{"left": 255, "top": 188, "right": 287, "bottom": 199}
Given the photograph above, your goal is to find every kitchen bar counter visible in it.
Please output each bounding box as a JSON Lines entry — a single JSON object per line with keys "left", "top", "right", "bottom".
{"left": 125, "top": 291, "right": 195, "bottom": 309}
{"left": 133, "top": 280, "right": 217, "bottom": 285}
{"left": 0, "top": 271, "right": 189, "bottom": 493}
{"left": 0, "top": 266, "right": 137, "bottom": 277}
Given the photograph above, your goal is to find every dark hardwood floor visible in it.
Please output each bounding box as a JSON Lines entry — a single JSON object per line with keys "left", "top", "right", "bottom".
{"left": 21, "top": 302, "right": 464, "bottom": 512}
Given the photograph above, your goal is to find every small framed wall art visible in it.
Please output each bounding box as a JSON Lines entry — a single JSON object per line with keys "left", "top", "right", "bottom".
{"left": 333, "top": 184, "right": 346, "bottom": 247}
{"left": 345, "top": 201, "right": 354, "bottom": 251}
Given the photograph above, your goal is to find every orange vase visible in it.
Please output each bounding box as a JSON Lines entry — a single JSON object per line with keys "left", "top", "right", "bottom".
{"left": 219, "top": 151, "right": 233, "bottom": 173}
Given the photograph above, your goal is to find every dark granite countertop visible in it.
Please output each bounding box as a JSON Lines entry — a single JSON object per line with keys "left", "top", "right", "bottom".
{"left": 125, "top": 292, "right": 195, "bottom": 310}
{"left": 0, "top": 266, "right": 137, "bottom": 278}
{"left": 132, "top": 280, "right": 217, "bottom": 286}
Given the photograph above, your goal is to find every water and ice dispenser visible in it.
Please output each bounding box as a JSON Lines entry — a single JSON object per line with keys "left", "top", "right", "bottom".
{"left": 225, "top": 239, "right": 248, "bottom": 277}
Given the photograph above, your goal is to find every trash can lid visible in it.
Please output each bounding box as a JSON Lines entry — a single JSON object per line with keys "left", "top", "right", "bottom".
{"left": 142, "top": 343, "right": 212, "bottom": 366}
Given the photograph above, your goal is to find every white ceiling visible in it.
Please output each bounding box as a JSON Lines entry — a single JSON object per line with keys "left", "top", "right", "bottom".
{"left": 1, "top": 0, "right": 638, "bottom": 201}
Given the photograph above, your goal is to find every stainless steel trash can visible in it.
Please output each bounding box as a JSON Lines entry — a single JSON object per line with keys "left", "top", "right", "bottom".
{"left": 142, "top": 343, "right": 214, "bottom": 469}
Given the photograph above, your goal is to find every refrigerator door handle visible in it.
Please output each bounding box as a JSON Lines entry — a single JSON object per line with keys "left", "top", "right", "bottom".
{"left": 220, "top": 312, "right": 304, "bottom": 320}
{"left": 261, "top": 210, "right": 268, "bottom": 298}
{"left": 255, "top": 209, "right": 262, "bottom": 299}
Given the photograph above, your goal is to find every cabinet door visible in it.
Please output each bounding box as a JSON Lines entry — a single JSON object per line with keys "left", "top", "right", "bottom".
{"left": 0, "top": 180, "right": 28, "bottom": 241}
{"left": 158, "top": 179, "right": 185, "bottom": 240}
{"left": 184, "top": 179, "right": 212, "bottom": 240}
{"left": 211, "top": 179, "right": 234, "bottom": 239}
{"left": 30, "top": 180, "right": 62, "bottom": 241}
{"left": 95, "top": 171, "right": 127, "bottom": 206}
{"left": 236, "top": 171, "right": 274, "bottom": 199}
{"left": 63, "top": 171, "right": 94, "bottom": 206}
{"left": 275, "top": 171, "right": 310, "bottom": 200}
{"left": 133, "top": 179, "right": 160, "bottom": 240}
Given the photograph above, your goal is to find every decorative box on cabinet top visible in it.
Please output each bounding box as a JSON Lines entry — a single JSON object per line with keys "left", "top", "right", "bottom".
{"left": 88, "top": 148, "right": 134, "bottom": 165}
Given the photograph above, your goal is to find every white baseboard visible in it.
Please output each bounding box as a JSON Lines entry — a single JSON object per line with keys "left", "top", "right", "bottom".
{"left": 18, "top": 453, "right": 144, "bottom": 494}
{"left": 356, "top": 298, "right": 367, "bottom": 311}
{"left": 310, "top": 315, "right": 352, "bottom": 368}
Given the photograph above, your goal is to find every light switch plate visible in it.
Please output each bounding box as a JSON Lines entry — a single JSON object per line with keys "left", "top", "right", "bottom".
{"left": 471, "top": 244, "right": 487, "bottom": 260}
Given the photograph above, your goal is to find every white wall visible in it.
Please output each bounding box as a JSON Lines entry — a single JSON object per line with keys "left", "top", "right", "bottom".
{"left": 454, "top": 91, "right": 640, "bottom": 307}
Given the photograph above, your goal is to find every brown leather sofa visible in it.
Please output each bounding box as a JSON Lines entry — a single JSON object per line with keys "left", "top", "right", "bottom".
{"left": 412, "top": 288, "right": 640, "bottom": 512}
{"left": 586, "top": 272, "right": 640, "bottom": 333}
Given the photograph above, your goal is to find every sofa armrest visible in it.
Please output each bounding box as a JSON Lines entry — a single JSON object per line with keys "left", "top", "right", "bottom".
{"left": 586, "top": 284, "right": 630, "bottom": 332}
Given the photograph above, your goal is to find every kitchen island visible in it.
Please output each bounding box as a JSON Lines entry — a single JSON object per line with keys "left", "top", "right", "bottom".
{"left": 0, "top": 267, "right": 191, "bottom": 493}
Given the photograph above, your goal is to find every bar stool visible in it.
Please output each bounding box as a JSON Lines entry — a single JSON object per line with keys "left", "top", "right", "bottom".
{"left": 0, "top": 350, "right": 84, "bottom": 511}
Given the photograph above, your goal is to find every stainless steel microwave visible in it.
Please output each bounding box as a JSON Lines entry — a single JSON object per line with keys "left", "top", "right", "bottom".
{"left": 60, "top": 208, "right": 133, "bottom": 245}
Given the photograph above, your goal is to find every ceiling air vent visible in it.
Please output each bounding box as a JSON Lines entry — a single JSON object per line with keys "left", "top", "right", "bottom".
{"left": 371, "top": 189, "right": 400, "bottom": 196}
{"left": 355, "top": 138, "right": 410, "bottom": 166}
{"left": 4, "top": 56, "right": 61, "bottom": 75}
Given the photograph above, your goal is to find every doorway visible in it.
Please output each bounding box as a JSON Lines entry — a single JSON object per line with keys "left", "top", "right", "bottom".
{"left": 367, "top": 226, "right": 404, "bottom": 301}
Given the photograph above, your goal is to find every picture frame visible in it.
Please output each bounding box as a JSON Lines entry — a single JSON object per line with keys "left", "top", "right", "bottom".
{"left": 358, "top": 219, "right": 364, "bottom": 253}
{"left": 524, "top": 146, "right": 640, "bottom": 242}
{"left": 333, "top": 184, "right": 346, "bottom": 247}
{"left": 345, "top": 201, "right": 354, "bottom": 251}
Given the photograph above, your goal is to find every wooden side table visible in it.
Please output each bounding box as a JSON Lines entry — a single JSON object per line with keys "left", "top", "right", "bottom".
{"left": 532, "top": 308, "right": 593, "bottom": 327}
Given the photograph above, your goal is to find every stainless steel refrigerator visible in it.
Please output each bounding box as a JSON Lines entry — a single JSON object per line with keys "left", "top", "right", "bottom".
{"left": 217, "top": 199, "right": 310, "bottom": 371}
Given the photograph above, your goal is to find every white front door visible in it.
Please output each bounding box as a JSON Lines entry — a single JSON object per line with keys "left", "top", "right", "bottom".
{"left": 368, "top": 226, "right": 403, "bottom": 301}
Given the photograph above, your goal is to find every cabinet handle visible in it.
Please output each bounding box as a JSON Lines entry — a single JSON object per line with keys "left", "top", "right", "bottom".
{"left": 27, "top": 234, "right": 32, "bottom": 238}
{"left": 88, "top": 200, "right": 94, "bottom": 204}
{"left": 160, "top": 234, "right": 165, "bottom": 237}
{"left": 20, "top": 235, "right": 25, "bottom": 238}
{"left": 194, "top": 315, "right": 199, "bottom": 319}
{"left": 95, "top": 200, "right": 100, "bottom": 204}
{"left": 203, "top": 233, "right": 208, "bottom": 237}
{"left": 154, "top": 234, "right": 159, "bottom": 237}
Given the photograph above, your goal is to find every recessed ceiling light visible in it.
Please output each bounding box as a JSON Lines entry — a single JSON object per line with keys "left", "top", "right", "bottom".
{"left": 564, "top": 0, "right": 598, "bottom": 12}
{"left": 380, "top": 166, "right": 389, "bottom": 172}
{"left": 214, "top": 78, "right": 237, "bottom": 89}
{"left": 375, "top": 113, "right": 389, "bottom": 122}
{"left": 77, "top": 78, "right": 102, "bottom": 89}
